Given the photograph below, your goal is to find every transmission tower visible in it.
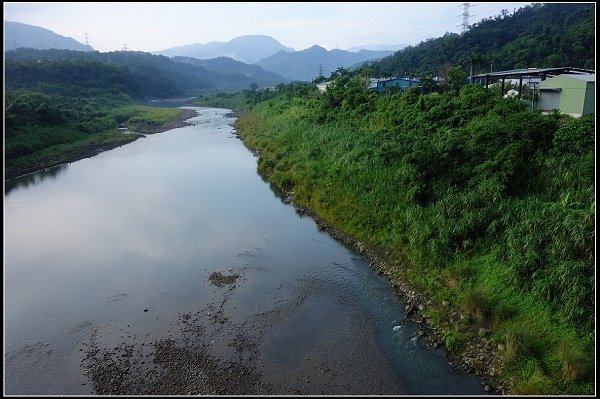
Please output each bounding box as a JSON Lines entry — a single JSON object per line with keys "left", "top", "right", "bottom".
{"left": 122, "top": 43, "right": 129, "bottom": 51}
{"left": 460, "top": 3, "right": 471, "bottom": 34}
{"left": 318, "top": 64, "right": 323, "bottom": 77}
{"left": 84, "top": 32, "right": 91, "bottom": 51}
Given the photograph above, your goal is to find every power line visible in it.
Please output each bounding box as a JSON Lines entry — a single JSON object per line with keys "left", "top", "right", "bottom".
{"left": 343, "top": 3, "right": 516, "bottom": 50}
{"left": 348, "top": 4, "right": 460, "bottom": 46}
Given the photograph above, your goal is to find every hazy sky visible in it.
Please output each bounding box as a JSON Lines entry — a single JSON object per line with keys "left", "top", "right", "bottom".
{"left": 5, "top": 2, "right": 533, "bottom": 52}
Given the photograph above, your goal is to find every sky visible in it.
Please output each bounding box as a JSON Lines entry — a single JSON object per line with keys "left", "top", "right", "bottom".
{"left": 4, "top": 2, "right": 534, "bottom": 53}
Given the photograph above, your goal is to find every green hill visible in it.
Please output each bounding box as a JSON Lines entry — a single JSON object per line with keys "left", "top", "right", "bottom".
{"left": 369, "top": 3, "right": 594, "bottom": 77}
{"left": 5, "top": 48, "right": 287, "bottom": 98}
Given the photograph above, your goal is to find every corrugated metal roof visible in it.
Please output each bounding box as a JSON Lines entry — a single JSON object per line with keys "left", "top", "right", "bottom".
{"left": 564, "top": 74, "right": 595, "bottom": 82}
{"left": 470, "top": 67, "right": 594, "bottom": 79}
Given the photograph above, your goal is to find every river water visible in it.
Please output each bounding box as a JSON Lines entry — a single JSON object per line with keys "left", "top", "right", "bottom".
{"left": 4, "top": 107, "right": 487, "bottom": 395}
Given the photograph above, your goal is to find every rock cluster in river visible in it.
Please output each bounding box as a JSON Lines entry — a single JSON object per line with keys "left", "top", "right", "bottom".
{"left": 81, "top": 268, "right": 271, "bottom": 395}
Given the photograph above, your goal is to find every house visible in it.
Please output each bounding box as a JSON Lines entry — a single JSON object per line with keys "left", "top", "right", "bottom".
{"left": 369, "top": 77, "right": 420, "bottom": 93}
{"left": 470, "top": 67, "right": 594, "bottom": 98}
{"left": 538, "top": 74, "right": 595, "bottom": 117}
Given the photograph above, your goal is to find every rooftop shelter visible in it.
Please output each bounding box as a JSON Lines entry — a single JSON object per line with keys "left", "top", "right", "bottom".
{"left": 469, "top": 67, "right": 594, "bottom": 97}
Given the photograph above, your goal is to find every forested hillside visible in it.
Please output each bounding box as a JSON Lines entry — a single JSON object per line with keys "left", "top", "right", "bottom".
{"left": 5, "top": 48, "right": 287, "bottom": 97}
{"left": 369, "top": 3, "right": 595, "bottom": 77}
{"left": 171, "top": 56, "right": 289, "bottom": 86}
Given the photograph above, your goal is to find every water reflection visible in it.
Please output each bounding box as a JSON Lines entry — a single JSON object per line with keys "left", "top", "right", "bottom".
{"left": 5, "top": 164, "right": 68, "bottom": 196}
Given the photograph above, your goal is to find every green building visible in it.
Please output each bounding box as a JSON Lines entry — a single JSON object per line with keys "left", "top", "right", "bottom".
{"left": 538, "top": 74, "right": 595, "bottom": 117}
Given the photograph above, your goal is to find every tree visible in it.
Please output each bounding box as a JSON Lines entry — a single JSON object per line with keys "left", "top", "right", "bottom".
{"left": 419, "top": 74, "right": 436, "bottom": 94}
{"left": 446, "top": 66, "right": 467, "bottom": 94}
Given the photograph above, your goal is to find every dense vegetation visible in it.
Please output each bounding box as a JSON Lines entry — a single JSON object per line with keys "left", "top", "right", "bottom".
{"left": 202, "top": 70, "right": 594, "bottom": 394}
{"left": 4, "top": 89, "right": 184, "bottom": 179}
{"left": 367, "top": 3, "right": 595, "bottom": 77}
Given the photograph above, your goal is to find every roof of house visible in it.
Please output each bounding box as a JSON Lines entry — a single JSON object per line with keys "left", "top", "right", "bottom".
{"left": 540, "top": 74, "right": 596, "bottom": 87}
{"left": 563, "top": 73, "right": 595, "bottom": 82}
{"left": 470, "top": 67, "right": 594, "bottom": 80}
{"left": 370, "top": 77, "right": 420, "bottom": 83}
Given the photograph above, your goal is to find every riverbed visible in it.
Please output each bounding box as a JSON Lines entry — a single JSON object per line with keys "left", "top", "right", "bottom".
{"left": 4, "top": 107, "right": 488, "bottom": 395}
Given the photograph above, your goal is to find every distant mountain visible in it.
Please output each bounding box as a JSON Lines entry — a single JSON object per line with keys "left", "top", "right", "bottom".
{"left": 255, "top": 45, "right": 394, "bottom": 81}
{"left": 172, "top": 56, "right": 289, "bottom": 86}
{"left": 155, "top": 35, "right": 294, "bottom": 64}
{"left": 347, "top": 44, "right": 408, "bottom": 52}
{"left": 4, "top": 21, "right": 91, "bottom": 51}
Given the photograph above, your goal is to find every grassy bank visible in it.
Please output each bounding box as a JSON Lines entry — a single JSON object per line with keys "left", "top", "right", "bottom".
{"left": 5, "top": 101, "right": 187, "bottom": 180}
{"left": 191, "top": 92, "right": 250, "bottom": 110}
{"left": 230, "top": 81, "right": 594, "bottom": 394}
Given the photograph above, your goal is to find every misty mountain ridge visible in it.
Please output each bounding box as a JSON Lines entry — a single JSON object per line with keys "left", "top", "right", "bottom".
{"left": 255, "top": 45, "right": 395, "bottom": 81}
{"left": 5, "top": 21, "right": 91, "bottom": 51}
{"left": 155, "top": 35, "right": 294, "bottom": 64}
{"left": 347, "top": 44, "right": 408, "bottom": 52}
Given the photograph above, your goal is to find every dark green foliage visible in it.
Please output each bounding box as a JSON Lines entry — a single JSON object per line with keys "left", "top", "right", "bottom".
{"left": 5, "top": 55, "right": 181, "bottom": 98}
{"left": 551, "top": 115, "right": 595, "bottom": 154}
{"left": 4, "top": 91, "right": 126, "bottom": 158}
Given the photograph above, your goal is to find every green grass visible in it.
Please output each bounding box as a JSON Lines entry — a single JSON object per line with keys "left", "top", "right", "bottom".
{"left": 110, "top": 104, "right": 184, "bottom": 125}
{"left": 191, "top": 92, "right": 248, "bottom": 110}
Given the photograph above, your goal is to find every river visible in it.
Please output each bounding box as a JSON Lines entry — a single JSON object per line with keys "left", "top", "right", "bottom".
{"left": 4, "top": 107, "right": 488, "bottom": 395}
